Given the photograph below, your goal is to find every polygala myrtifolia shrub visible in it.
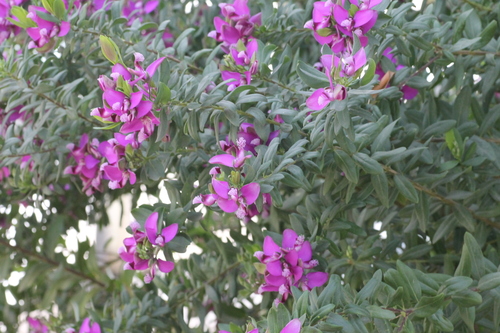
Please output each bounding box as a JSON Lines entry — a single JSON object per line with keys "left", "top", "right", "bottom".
{"left": 0, "top": 0, "right": 500, "bottom": 331}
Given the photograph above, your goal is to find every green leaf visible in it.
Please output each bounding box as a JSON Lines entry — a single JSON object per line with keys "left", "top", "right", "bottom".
{"left": 52, "top": 0, "right": 66, "bottom": 20}
{"left": 394, "top": 174, "right": 419, "bottom": 203}
{"left": 334, "top": 150, "right": 358, "bottom": 184}
{"left": 451, "top": 289, "right": 482, "bottom": 307}
{"left": 450, "top": 37, "right": 481, "bottom": 52}
{"left": 453, "top": 205, "right": 475, "bottom": 233}
{"left": 156, "top": 83, "right": 171, "bottom": 105}
{"left": 413, "top": 294, "right": 445, "bottom": 318}
{"left": 360, "top": 59, "right": 376, "bottom": 86}
{"left": 353, "top": 152, "right": 383, "bottom": 175}
{"left": 477, "top": 272, "right": 500, "bottom": 292}
{"left": 371, "top": 173, "right": 389, "bottom": 207}
{"left": 443, "top": 276, "right": 473, "bottom": 295}
{"left": 99, "top": 35, "right": 123, "bottom": 64}
{"left": 366, "top": 306, "right": 396, "bottom": 320}
{"left": 396, "top": 260, "right": 421, "bottom": 303}
{"left": 297, "top": 60, "right": 330, "bottom": 89}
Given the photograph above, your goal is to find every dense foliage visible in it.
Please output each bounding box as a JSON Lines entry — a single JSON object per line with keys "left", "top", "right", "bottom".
{"left": 1, "top": 0, "right": 500, "bottom": 332}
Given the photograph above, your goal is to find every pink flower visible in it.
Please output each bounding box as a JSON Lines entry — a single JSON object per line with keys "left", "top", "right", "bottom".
{"left": 376, "top": 48, "right": 418, "bottom": 100}
{"left": 78, "top": 317, "right": 101, "bottom": 333}
{"left": 25, "top": 6, "right": 70, "bottom": 50}
{"left": 119, "top": 212, "right": 177, "bottom": 283}
{"left": 254, "top": 229, "right": 328, "bottom": 305}
{"left": 27, "top": 317, "right": 48, "bottom": 333}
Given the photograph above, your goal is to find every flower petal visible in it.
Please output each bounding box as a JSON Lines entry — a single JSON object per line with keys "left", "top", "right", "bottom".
{"left": 241, "top": 182, "right": 260, "bottom": 205}
{"left": 306, "top": 88, "right": 330, "bottom": 111}
{"left": 305, "top": 271, "right": 329, "bottom": 288}
{"left": 297, "top": 241, "right": 312, "bottom": 262}
{"left": 282, "top": 229, "right": 298, "bottom": 249}
{"left": 161, "top": 223, "right": 178, "bottom": 243}
{"left": 209, "top": 154, "right": 235, "bottom": 167}
{"left": 280, "top": 319, "right": 302, "bottom": 333}
{"left": 145, "top": 212, "right": 159, "bottom": 244}
{"left": 157, "top": 259, "right": 175, "bottom": 273}
{"left": 263, "top": 236, "right": 280, "bottom": 256}
{"left": 212, "top": 179, "right": 230, "bottom": 199}
{"left": 217, "top": 197, "right": 239, "bottom": 212}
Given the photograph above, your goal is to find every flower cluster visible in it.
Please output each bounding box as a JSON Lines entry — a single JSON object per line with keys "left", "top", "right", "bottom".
{"left": 27, "top": 317, "right": 48, "bottom": 333}
{"left": 208, "top": 0, "right": 261, "bottom": 91}
{"left": 376, "top": 47, "right": 418, "bottom": 100}
{"left": 25, "top": 4, "right": 71, "bottom": 51}
{"left": 221, "top": 318, "right": 301, "bottom": 333}
{"left": 305, "top": 0, "right": 381, "bottom": 110}
{"left": 64, "top": 317, "right": 101, "bottom": 333}
{"left": 64, "top": 132, "right": 138, "bottom": 195}
{"left": 0, "top": 0, "right": 26, "bottom": 45}
{"left": 254, "top": 229, "right": 328, "bottom": 305}
{"left": 194, "top": 137, "right": 270, "bottom": 221}
{"left": 91, "top": 52, "right": 165, "bottom": 144}
{"left": 119, "top": 212, "right": 178, "bottom": 283}
{"left": 122, "top": 0, "right": 159, "bottom": 24}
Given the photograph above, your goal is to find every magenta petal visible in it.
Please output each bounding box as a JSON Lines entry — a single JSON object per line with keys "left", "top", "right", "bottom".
{"left": 26, "top": 27, "right": 41, "bottom": 41}
{"left": 146, "top": 57, "right": 166, "bottom": 78}
{"left": 282, "top": 229, "right": 298, "bottom": 249}
{"left": 281, "top": 319, "right": 302, "bottom": 333}
{"left": 233, "top": 0, "right": 250, "bottom": 16}
{"left": 79, "top": 318, "right": 90, "bottom": 333}
{"left": 285, "top": 250, "right": 298, "bottom": 266}
{"left": 84, "top": 155, "right": 100, "bottom": 169}
{"left": 208, "top": 154, "right": 235, "bottom": 167}
{"left": 212, "top": 179, "right": 230, "bottom": 199}
{"left": 333, "top": 5, "right": 349, "bottom": 24}
{"left": 292, "top": 266, "right": 304, "bottom": 281}
{"left": 129, "top": 91, "right": 143, "bottom": 109}
{"left": 214, "top": 16, "right": 226, "bottom": 32}
{"left": 217, "top": 198, "right": 239, "bottom": 212}
{"left": 353, "top": 48, "right": 367, "bottom": 72}
{"left": 263, "top": 236, "right": 280, "bottom": 256}
{"left": 112, "top": 64, "right": 132, "bottom": 81}
{"left": 103, "top": 165, "right": 123, "bottom": 181}
{"left": 157, "top": 259, "right": 175, "bottom": 273}
{"left": 136, "top": 100, "right": 153, "bottom": 118}
{"left": 90, "top": 322, "right": 101, "bottom": 333}
{"left": 145, "top": 212, "right": 159, "bottom": 244}
{"left": 265, "top": 274, "right": 287, "bottom": 286}
{"left": 240, "top": 182, "right": 260, "bottom": 205}
{"left": 306, "top": 89, "right": 330, "bottom": 111}
{"left": 402, "top": 85, "right": 419, "bottom": 100}
{"left": 320, "top": 54, "right": 334, "bottom": 73}
{"left": 266, "top": 260, "right": 284, "bottom": 276}
{"left": 129, "top": 171, "right": 136, "bottom": 185}
{"left": 144, "top": 0, "right": 159, "bottom": 13}
{"left": 121, "top": 119, "right": 143, "bottom": 133}
{"left": 306, "top": 272, "right": 329, "bottom": 288}
{"left": 297, "top": 241, "right": 312, "bottom": 262}
{"left": 354, "top": 10, "right": 375, "bottom": 27}
{"left": 221, "top": 25, "right": 240, "bottom": 44}
{"left": 134, "top": 257, "right": 149, "bottom": 270}
{"left": 161, "top": 223, "right": 178, "bottom": 243}
{"left": 103, "top": 90, "right": 125, "bottom": 107}
{"left": 58, "top": 21, "right": 71, "bottom": 36}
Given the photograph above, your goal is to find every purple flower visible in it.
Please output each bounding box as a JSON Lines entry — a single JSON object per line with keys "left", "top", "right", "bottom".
{"left": 27, "top": 317, "right": 48, "bottom": 333}
{"left": 254, "top": 229, "right": 328, "bottom": 305}
{"left": 376, "top": 48, "right": 418, "bottom": 100}
{"left": 25, "top": 5, "right": 71, "bottom": 51}
{"left": 333, "top": 5, "right": 377, "bottom": 39}
{"left": 119, "top": 212, "right": 177, "bottom": 283}
{"left": 122, "top": 0, "right": 159, "bottom": 24}
{"left": 306, "top": 54, "right": 348, "bottom": 111}
{"left": 78, "top": 318, "right": 101, "bottom": 333}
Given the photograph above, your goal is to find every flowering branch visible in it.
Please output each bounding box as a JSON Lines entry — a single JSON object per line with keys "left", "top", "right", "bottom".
{"left": 0, "top": 238, "right": 106, "bottom": 287}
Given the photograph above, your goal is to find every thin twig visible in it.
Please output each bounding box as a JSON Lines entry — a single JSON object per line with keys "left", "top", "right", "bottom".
{"left": 382, "top": 165, "right": 500, "bottom": 229}
{"left": 0, "top": 237, "right": 106, "bottom": 287}
{"left": 1, "top": 148, "right": 56, "bottom": 158}
{"left": 398, "top": 55, "right": 441, "bottom": 88}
